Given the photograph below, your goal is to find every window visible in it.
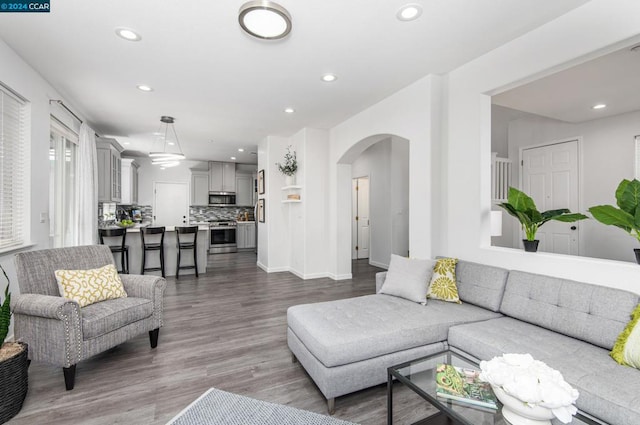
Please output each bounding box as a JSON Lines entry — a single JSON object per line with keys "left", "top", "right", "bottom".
{"left": 0, "top": 86, "right": 28, "bottom": 251}
{"left": 49, "top": 118, "right": 78, "bottom": 247}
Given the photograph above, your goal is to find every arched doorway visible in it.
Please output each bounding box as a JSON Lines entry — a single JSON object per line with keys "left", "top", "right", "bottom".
{"left": 338, "top": 134, "right": 410, "bottom": 270}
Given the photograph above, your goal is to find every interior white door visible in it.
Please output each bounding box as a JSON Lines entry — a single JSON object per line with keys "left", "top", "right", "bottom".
{"left": 522, "top": 140, "right": 579, "bottom": 255}
{"left": 153, "top": 182, "right": 189, "bottom": 226}
{"left": 352, "top": 177, "right": 370, "bottom": 260}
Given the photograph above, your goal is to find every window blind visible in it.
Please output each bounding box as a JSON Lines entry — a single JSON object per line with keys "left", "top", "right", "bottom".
{"left": 0, "top": 86, "right": 27, "bottom": 250}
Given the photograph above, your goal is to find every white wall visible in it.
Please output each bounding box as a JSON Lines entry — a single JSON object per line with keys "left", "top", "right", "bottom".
{"left": 350, "top": 137, "right": 410, "bottom": 268}
{"left": 445, "top": 0, "right": 640, "bottom": 293}
{"left": 136, "top": 157, "right": 208, "bottom": 207}
{"left": 328, "top": 74, "right": 443, "bottom": 279}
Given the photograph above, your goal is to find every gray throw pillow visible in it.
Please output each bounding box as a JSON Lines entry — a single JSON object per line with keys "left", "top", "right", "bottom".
{"left": 379, "top": 254, "right": 435, "bottom": 304}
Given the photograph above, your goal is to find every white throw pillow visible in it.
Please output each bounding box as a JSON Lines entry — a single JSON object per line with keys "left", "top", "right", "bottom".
{"left": 379, "top": 255, "right": 435, "bottom": 304}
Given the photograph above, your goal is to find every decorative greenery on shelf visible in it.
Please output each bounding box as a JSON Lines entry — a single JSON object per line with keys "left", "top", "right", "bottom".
{"left": 276, "top": 145, "right": 297, "bottom": 176}
{"left": 0, "top": 265, "right": 11, "bottom": 346}
{"left": 589, "top": 179, "right": 640, "bottom": 243}
{"left": 498, "top": 187, "right": 587, "bottom": 241}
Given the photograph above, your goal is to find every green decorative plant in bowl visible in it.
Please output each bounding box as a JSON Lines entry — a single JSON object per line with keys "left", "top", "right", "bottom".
{"left": 588, "top": 179, "right": 640, "bottom": 264}
{"left": 0, "top": 264, "right": 29, "bottom": 423}
{"left": 116, "top": 219, "right": 135, "bottom": 228}
{"left": 498, "top": 187, "right": 588, "bottom": 252}
{"left": 276, "top": 145, "right": 298, "bottom": 186}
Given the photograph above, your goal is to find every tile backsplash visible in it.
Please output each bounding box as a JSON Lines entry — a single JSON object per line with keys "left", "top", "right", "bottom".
{"left": 190, "top": 206, "right": 255, "bottom": 222}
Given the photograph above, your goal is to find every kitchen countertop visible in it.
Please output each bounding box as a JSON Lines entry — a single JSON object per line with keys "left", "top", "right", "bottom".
{"left": 100, "top": 224, "right": 209, "bottom": 232}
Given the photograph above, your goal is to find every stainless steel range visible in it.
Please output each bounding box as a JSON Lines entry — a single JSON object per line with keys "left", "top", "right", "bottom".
{"left": 209, "top": 220, "right": 237, "bottom": 254}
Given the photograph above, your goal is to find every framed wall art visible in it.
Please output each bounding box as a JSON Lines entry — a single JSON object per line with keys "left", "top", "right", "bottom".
{"left": 258, "top": 169, "right": 265, "bottom": 195}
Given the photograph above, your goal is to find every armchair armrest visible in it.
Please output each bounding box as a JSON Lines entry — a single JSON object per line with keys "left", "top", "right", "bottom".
{"left": 120, "top": 274, "right": 166, "bottom": 328}
{"left": 11, "top": 293, "right": 80, "bottom": 320}
{"left": 11, "top": 293, "right": 83, "bottom": 367}
{"left": 375, "top": 272, "right": 387, "bottom": 293}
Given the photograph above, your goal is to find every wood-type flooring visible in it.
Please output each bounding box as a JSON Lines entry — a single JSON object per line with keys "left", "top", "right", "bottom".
{"left": 9, "top": 252, "right": 436, "bottom": 425}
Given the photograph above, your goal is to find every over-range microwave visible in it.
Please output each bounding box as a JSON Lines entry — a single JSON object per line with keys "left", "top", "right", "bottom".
{"left": 209, "top": 192, "right": 236, "bottom": 206}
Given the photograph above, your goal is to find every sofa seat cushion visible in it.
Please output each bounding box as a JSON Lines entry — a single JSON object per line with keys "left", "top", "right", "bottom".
{"left": 287, "top": 294, "right": 501, "bottom": 368}
{"left": 82, "top": 297, "right": 153, "bottom": 340}
{"left": 448, "top": 317, "right": 640, "bottom": 425}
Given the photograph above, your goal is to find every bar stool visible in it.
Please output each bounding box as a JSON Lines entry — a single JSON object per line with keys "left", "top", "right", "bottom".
{"left": 175, "top": 226, "right": 198, "bottom": 279}
{"left": 140, "top": 226, "right": 166, "bottom": 278}
{"left": 98, "top": 228, "right": 129, "bottom": 274}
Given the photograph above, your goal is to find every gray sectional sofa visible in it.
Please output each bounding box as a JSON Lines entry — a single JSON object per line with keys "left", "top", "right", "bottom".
{"left": 286, "top": 259, "right": 640, "bottom": 424}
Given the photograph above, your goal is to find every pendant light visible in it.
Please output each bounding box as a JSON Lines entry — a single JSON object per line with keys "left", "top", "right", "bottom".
{"left": 149, "top": 116, "right": 185, "bottom": 167}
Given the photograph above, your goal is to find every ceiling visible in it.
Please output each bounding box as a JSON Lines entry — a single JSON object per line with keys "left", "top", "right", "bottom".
{"left": 493, "top": 42, "right": 640, "bottom": 123}
{"left": 0, "top": 0, "right": 589, "bottom": 164}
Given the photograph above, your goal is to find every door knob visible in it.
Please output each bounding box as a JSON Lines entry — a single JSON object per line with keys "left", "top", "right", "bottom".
{"left": 570, "top": 226, "right": 577, "bottom": 230}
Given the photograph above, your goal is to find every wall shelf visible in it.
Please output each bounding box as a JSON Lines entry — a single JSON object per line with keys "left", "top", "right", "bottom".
{"left": 281, "top": 185, "right": 302, "bottom": 203}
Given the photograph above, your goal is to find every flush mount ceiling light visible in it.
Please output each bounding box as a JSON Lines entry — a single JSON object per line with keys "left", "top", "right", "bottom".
{"left": 321, "top": 73, "right": 337, "bottom": 82}
{"left": 149, "top": 116, "right": 185, "bottom": 165}
{"left": 592, "top": 104, "right": 607, "bottom": 110}
{"left": 396, "top": 4, "right": 423, "bottom": 21}
{"left": 115, "top": 27, "right": 142, "bottom": 41}
{"left": 136, "top": 85, "right": 153, "bottom": 92}
{"left": 239, "top": 0, "right": 292, "bottom": 40}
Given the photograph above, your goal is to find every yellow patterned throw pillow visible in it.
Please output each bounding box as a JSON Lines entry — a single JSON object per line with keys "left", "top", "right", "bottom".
{"left": 55, "top": 264, "right": 127, "bottom": 308}
{"left": 611, "top": 303, "right": 640, "bottom": 369}
{"left": 426, "top": 258, "right": 461, "bottom": 304}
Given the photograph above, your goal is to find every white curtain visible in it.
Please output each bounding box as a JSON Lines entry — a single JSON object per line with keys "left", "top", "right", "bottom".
{"left": 75, "top": 123, "right": 98, "bottom": 245}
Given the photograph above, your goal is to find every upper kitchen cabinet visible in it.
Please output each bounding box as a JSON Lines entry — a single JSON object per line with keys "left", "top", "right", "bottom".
{"left": 121, "top": 158, "right": 139, "bottom": 205}
{"left": 209, "top": 161, "right": 236, "bottom": 193}
{"left": 235, "top": 173, "right": 253, "bottom": 206}
{"left": 97, "top": 137, "right": 124, "bottom": 203}
{"left": 190, "top": 169, "right": 209, "bottom": 205}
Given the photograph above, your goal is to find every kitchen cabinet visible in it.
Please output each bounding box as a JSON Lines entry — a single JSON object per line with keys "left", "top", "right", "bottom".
{"left": 97, "top": 137, "right": 124, "bottom": 203}
{"left": 121, "top": 158, "right": 139, "bottom": 205}
{"left": 235, "top": 173, "right": 254, "bottom": 206}
{"left": 236, "top": 222, "right": 256, "bottom": 249}
{"left": 190, "top": 170, "right": 209, "bottom": 205}
{"left": 209, "top": 161, "right": 236, "bottom": 192}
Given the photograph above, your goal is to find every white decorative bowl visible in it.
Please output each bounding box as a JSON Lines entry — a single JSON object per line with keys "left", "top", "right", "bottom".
{"left": 492, "top": 385, "right": 555, "bottom": 425}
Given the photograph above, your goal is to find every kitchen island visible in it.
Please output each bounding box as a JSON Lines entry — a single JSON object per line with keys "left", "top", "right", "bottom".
{"left": 100, "top": 224, "right": 209, "bottom": 277}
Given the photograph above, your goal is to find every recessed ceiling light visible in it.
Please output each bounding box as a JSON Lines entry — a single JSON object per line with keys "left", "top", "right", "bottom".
{"left": 396, "top": 4, "right": 423, "bottom": 21}
{"left": 321, "top": 73, "right": 337, "bottom": 82}
{"left": 239, "top": 1, "right": 292, "bottom": 40}
{"left": 592, "top": 104, "right": 607, "bottom": 110}
{"left": 136, "top": 85, "right": 153, "bottom": 92}
{"left": 168, "top": 142, "right": 175, "bottom": 146}
{"left": 115, "top": 27, "right": 142, "bottom": 42}
{"left": 231, "top": 156, "right": 237, "bottom": 160}
{"left": 284, "top": 107, "right": 295, "bottom": 113}
{"left": 123, "top": 142, "right": 130, "bottom": 145}
{"left": 153, "top": 132, "right": 163, "bottom": 136}
{"left": 238, "top": 148, "right": 245, "bottom": 152}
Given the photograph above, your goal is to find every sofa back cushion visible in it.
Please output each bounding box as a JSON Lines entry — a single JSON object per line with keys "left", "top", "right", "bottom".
{"left": 501, "top": 270, "right": 640, "bottom": 350}
{"left": 454, "top": 260, "right": 509, "bottom": 312}
{"left": 15, "top": 245, "right": 116, "bottom": 296}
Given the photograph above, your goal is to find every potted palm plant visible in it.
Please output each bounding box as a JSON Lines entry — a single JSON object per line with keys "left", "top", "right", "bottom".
{"left": 0, "top": 264, "right": 28, "bottom": 424}
{"left": 588, "top": 179, "right": 640, "bottom": 264}
{"left": 498, "top": 187, "right": 587, "bottom": 252}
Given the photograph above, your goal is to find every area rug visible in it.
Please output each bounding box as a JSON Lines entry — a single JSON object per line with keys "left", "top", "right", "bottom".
{"left": 167, "top": 388, "right": 358, "bottom": 425}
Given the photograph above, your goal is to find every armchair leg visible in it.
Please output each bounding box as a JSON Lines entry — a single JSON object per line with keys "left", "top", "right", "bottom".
{"left": 149, "top": 328, "right": 160, "bottom": 348}
{"left": 63, "top": 365, "right": 76, "bottom": 390}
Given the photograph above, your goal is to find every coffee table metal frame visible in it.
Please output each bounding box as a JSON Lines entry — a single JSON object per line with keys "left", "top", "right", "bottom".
{"left": 387, "top": 349, "right": 599, "bottom": 425}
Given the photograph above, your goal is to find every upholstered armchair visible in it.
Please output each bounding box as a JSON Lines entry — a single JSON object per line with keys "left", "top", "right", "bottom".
{"left": 11, "top": 245, "right": 166, "bottom": 390}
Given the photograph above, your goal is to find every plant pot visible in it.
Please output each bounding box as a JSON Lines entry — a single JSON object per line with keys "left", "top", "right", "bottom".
{"left": 634, "top": 249, "right": 640, "bottom": 265}
{"left": 522, "top": 240, "right": 539, "bottom": 252}
{"left": 285, "top": 174, "right": 296, "bottom": 186}
{"left": 0, "top": 342, "right": 28, "bottom": 424}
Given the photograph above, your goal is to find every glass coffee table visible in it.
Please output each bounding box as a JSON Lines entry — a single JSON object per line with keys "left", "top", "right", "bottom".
{"left": 387, "top": 349, "right": 598, "bottom": 425}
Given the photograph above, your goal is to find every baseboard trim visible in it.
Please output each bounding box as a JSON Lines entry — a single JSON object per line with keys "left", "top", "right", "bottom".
{"left": 369, "top": 260, "right": 389, "bottom": 269}
{"left": 328, "top": 273, "right": 352, "bottom": 281}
